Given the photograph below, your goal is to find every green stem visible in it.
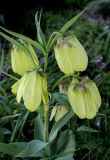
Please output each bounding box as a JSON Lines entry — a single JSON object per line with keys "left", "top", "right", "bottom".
{"left": 47, "top": 32, "right": 63, "bottom": 52}
{"left": 51, "top": 73, "right": 80, "bottom": 90}
{"left": 103, "top": 147, "right": 110, "bottom": 160}
{"left": 0, "top": 47, "right": 5, "bottom": 69}
{"left": 43, "top": 44, "right": 49, "bottom": 141}
{"left": 44, "top": 105, "right": 49, "bottom": 142}
{"left": 2, "top": 71, "right": 19, "bottom": 81}
{"left": 44, "top": 54, "right": 48, "bottom": 72}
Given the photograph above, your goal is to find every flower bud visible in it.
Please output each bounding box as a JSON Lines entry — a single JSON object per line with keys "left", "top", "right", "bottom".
{"left": 68, "top": 78, "right": 101, "bottom": 119}
{"left": 50, "top": 106, "right": 57, "bottom": 121}
{"left": 55, "top": 105, "right": 68, "bottom": 122}
{"left": 11, "top": 44, "right": 39, "bottom": 76}
{"left": 54, "top": 36, "right": 88, "bottom": 74}
{"left": 59, "top": 80, "right": 68, "bottom": 94}
{"left": 50, "top": 104, "right": 68, "bottom": 122}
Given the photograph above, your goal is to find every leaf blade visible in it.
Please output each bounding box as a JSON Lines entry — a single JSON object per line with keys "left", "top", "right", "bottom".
{"left": 49, "top": 111, "right": 74, "bottom": 142}
{"left": 34, "top": 115, "right": 44, "bottom": 141}
{"left": 60, "top": 10, "right": 85, "bottom": 33}
{"left": 0, "top": 26, "right": 46, "bottom": 53}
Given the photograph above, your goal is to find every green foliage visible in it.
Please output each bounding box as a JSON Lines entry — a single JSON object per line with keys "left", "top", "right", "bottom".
{"left": 0, "top": 8, "right": 110, "bottom": 160}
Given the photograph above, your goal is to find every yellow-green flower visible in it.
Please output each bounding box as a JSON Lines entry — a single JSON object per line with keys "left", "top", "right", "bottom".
{"left": 12, "top": 70, "right": 49, "bottom": 112}
{"left": 11, "top": 43, "right": 39, "bottom": 76}
{"left": 54, "top": 36, "right": 88, "bottom": 74}
{"left": 12, "top": 71, "right": 42, "bottom": 112}
{"left": 68, "top": 78, "right": 101, "bottom": 119}
{"left": 50, "top": 104, "right": 68, "bottom": 122}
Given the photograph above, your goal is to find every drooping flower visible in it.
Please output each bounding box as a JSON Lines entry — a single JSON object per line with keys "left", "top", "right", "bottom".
{"left": 11, "top": 43, "right": 39, "bottom": 76}
{"left": 54, "top": 35, "right": 88, "bottom": 74}
{"left": 12, "top": 71, "right": 42, "bottom": 112}
{"left": 12, "top": 70, "right": 49, "bottom": 112}
{"left": 68, "top": 77, "right": 101, "bottom": 119}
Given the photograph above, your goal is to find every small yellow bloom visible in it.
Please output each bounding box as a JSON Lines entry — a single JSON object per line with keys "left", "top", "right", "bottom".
{"left": 68, "top": 78, "right": 101, "bottom": 119}
{"left": 11, "top": 43, "right": 39, "bottom": 76}
{"left": 54, "top": 36, "right": 88, "bottom": 74}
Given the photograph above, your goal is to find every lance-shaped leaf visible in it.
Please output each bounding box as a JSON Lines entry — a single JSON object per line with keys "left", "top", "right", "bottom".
{"left": 34, "top": 115, "right": 44, "bottom": 141}
{"left": 35, "top": 11, "right": 46, "bottom": 46}
{"left": 0, "top": 140, "right": 49, "bottom": 157}
{"left": 49, "top": 111, "right": 74, "bottom": 141}
{"left": 0, "top": 26, "right": 46, "bottom": 54}
{"left": 60, "top": 9, "right": 85, "bottom": 33}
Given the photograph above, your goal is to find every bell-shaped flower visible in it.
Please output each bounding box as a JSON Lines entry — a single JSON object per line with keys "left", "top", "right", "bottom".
{"left": 68, "top": 77, "right": 101, "bottom": 119}
{"left": 54, "top": 36, "right": 88, "bottom": 74}
{"left": 12, "top": 70, "right": 42, "bottom": 112}
{"left": 11, "top": 43, "right": 39, "bottom": 76}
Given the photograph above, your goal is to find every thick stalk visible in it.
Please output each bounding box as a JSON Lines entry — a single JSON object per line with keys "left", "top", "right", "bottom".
{"left": 44, "top": 105, "right": 49, "bottom": 141}
{"left": 47, "top": 32, "right": 63, "bottom": 52}
{"left": 44, "top": 54, "right": 48, "bottom": 72}
{"left": 43, "top": 48, "right": 49, "bottom": 141}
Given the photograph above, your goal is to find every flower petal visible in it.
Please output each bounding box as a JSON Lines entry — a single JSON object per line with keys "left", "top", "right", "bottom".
{"left": 23, "top": 72, "right": 42, "bottom": 112}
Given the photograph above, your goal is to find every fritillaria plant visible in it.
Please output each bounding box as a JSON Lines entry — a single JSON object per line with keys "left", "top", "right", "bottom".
{"left": 0, "top": 10, "right": 101, "bottom": 159}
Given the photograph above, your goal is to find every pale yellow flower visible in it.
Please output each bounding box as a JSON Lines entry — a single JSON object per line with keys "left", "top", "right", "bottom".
{"left": 11, "top": 43, "right": 39, "bottom": 76}
{"left": 68, "top": 78, "right": 101, "bottom": 119}
{"left": 12, "top": 71, "right": 42, "bottom": 112}
{"left": 54, "top": 36, "right": 88, "bottom": 74}
{"left": 12, "top": 70, "right": 49, "bottom": 112}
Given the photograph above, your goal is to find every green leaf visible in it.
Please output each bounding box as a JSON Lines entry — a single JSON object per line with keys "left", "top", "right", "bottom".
{"left": 34, "top": 115, "right": 44, "bottom": 141}
{"left": 10, "top": 111, "right": 29, "bottom": 142}
{"left": 0, "top": 140, "right": 49, "bottom": 157}
{"left": 49, "top": 111, "right": 74, "bottom": 141}
{"left": 60, "top": 10, "right": 85, "bottom": 33}
{"left": 0, "top": 85, "right": 7, "bottom": 96}
{"left": 0, "top": 26, "right": 46, "bottom": 54}
{"left": 0, "top": 32, "right": 27, "bottom": 53}
{"left": 37, "top": 103, "right": 44, "bottom": 116}
{"left": 35, "top": 11, "right": 46, "bottom": 46}
{"left": 47, "top": 10, "right": 85, "bottom": 52}
{"left": 0, "top": 114, "right": 20, "bottom": 125}
{"left": 0, "top": 142, "right": 27, "bottom": 156}
{"left": 0, "top": 128, "right": 4, "bottom": 142}
{"left": 56, "top": 130, "right": 75, "bottom": 155}
{"left": 17, "top": 140, "right": 48, "bottom": 157}
{"left": 61, "top": 132, "right": 75, "bottom": 154}
{"left": 76, "top": 126, "right": 99, "bottom": 133}
{"left": 51, "top": 92, "right": 70, "bottom": 107}
{"left": 55, "top": 154, "right": 74, "bottom": 160}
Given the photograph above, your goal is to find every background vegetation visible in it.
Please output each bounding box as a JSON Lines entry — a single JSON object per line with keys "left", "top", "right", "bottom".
{"left": 0, "top": 0, "right": 110, "bottom": 159}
